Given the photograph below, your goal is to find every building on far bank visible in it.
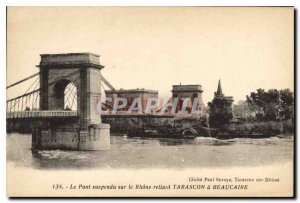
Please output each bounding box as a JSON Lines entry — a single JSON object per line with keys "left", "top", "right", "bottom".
{"left": 170, "top": 84, "right": 206, "bottom": 116}
{"left": 105, "top": 88, "right": 158, "bottom": 113}
{"left": 208, "top": 80, "right": 234, "bottom": 128}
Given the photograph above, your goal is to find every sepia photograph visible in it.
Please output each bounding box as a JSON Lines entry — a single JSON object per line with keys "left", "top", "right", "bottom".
{"left": 6, "top": 6, "right": 294, "bottom": 197}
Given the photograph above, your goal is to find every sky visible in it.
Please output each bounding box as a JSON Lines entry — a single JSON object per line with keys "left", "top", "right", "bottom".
{"left": 7, "top": 7, "right": 294, "bottom": 104}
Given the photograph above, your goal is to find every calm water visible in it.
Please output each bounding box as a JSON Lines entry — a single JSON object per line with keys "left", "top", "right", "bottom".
{"left": 7, "top": 133, "right": 294, "bottom": 169}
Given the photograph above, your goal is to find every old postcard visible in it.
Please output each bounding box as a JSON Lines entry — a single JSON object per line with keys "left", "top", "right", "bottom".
{"left": 6, "top": 7, "right": 294, "bottom": 197}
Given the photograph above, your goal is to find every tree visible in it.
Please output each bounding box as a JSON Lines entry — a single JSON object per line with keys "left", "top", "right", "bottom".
{"left": 208, "top": 99, "right": 233, "bottom": 128}
{"left": 246, "top": 88, "right": 294, "bottom": 121}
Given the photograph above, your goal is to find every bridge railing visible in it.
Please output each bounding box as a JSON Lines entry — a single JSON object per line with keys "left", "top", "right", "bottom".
{"left": 6, "top": 110, "right": 78, "bottom": 119}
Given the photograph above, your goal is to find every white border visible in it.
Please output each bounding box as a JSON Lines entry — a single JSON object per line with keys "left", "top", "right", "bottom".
{"left": 1, "top": 1, "right": 298, "bottom": 202}
{"left": 2, "top": 0, "right": 297, "bottom": 6}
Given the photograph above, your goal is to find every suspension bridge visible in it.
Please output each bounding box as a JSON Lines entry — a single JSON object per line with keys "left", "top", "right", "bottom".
{"left": 6, "top": 64, "right": 117, "bottom": 119}
{"left": 7, "top": 52, "right": 178, "bottom": 151}
{"left": 6, "top": 53, "right": 119, "bottom": 150}
{"left": 7, "top": 62, "right": 171, "bottom": 120}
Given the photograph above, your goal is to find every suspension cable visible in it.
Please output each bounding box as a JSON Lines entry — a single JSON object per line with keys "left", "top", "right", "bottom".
{"left": 9, "top": 76, "right": 40, "bottom": 109}
{"left": 6, "top": 72, "right": 39, "bottom": 89}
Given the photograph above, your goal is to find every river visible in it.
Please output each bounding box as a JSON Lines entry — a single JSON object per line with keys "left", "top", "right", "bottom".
{"left": 7, "top": 133, "right": 293, "bottom": 169}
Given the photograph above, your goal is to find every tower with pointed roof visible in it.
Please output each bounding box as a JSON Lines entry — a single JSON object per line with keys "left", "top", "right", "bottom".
{"left": 208, "top": 80, "right": 234, "bottom": 128}
{"left": 215, "top": 79, "right": 224, "bottom": 98}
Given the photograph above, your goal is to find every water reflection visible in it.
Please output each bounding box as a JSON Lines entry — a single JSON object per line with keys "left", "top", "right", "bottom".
{"left": 7, "top": 133, "right": 293, "bottom": 170}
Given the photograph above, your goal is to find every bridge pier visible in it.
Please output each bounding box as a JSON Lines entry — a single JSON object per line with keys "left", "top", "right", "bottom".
{"left": 79, "top": 124, "right": 110, "bottom": 150}
{"left": 32, "top": 123, "right": 110, "bottom": 151}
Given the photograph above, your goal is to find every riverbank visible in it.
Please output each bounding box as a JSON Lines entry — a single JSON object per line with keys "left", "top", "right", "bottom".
{"left": 224, "top": 119, "right": 294, "bottom": 135}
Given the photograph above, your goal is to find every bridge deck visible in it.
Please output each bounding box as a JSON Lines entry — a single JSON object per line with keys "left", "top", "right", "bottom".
{"left": 6, "top": 110, "right": 78, "bottom": 119}
{"left": 7, "top": 111, "right": 195, "bottom": 119}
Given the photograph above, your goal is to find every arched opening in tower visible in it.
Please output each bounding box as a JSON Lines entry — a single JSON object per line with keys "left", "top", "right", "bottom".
{"left": 64, "top": 82, "right": 77, "bottom": 111}
{"left": 53, "top": 79, "right": 77, "bottom": 111}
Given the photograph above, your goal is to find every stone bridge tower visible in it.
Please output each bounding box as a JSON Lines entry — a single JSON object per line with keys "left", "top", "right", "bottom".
{"left": 32, "top": 53, "right": 110, "bottom": 151}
